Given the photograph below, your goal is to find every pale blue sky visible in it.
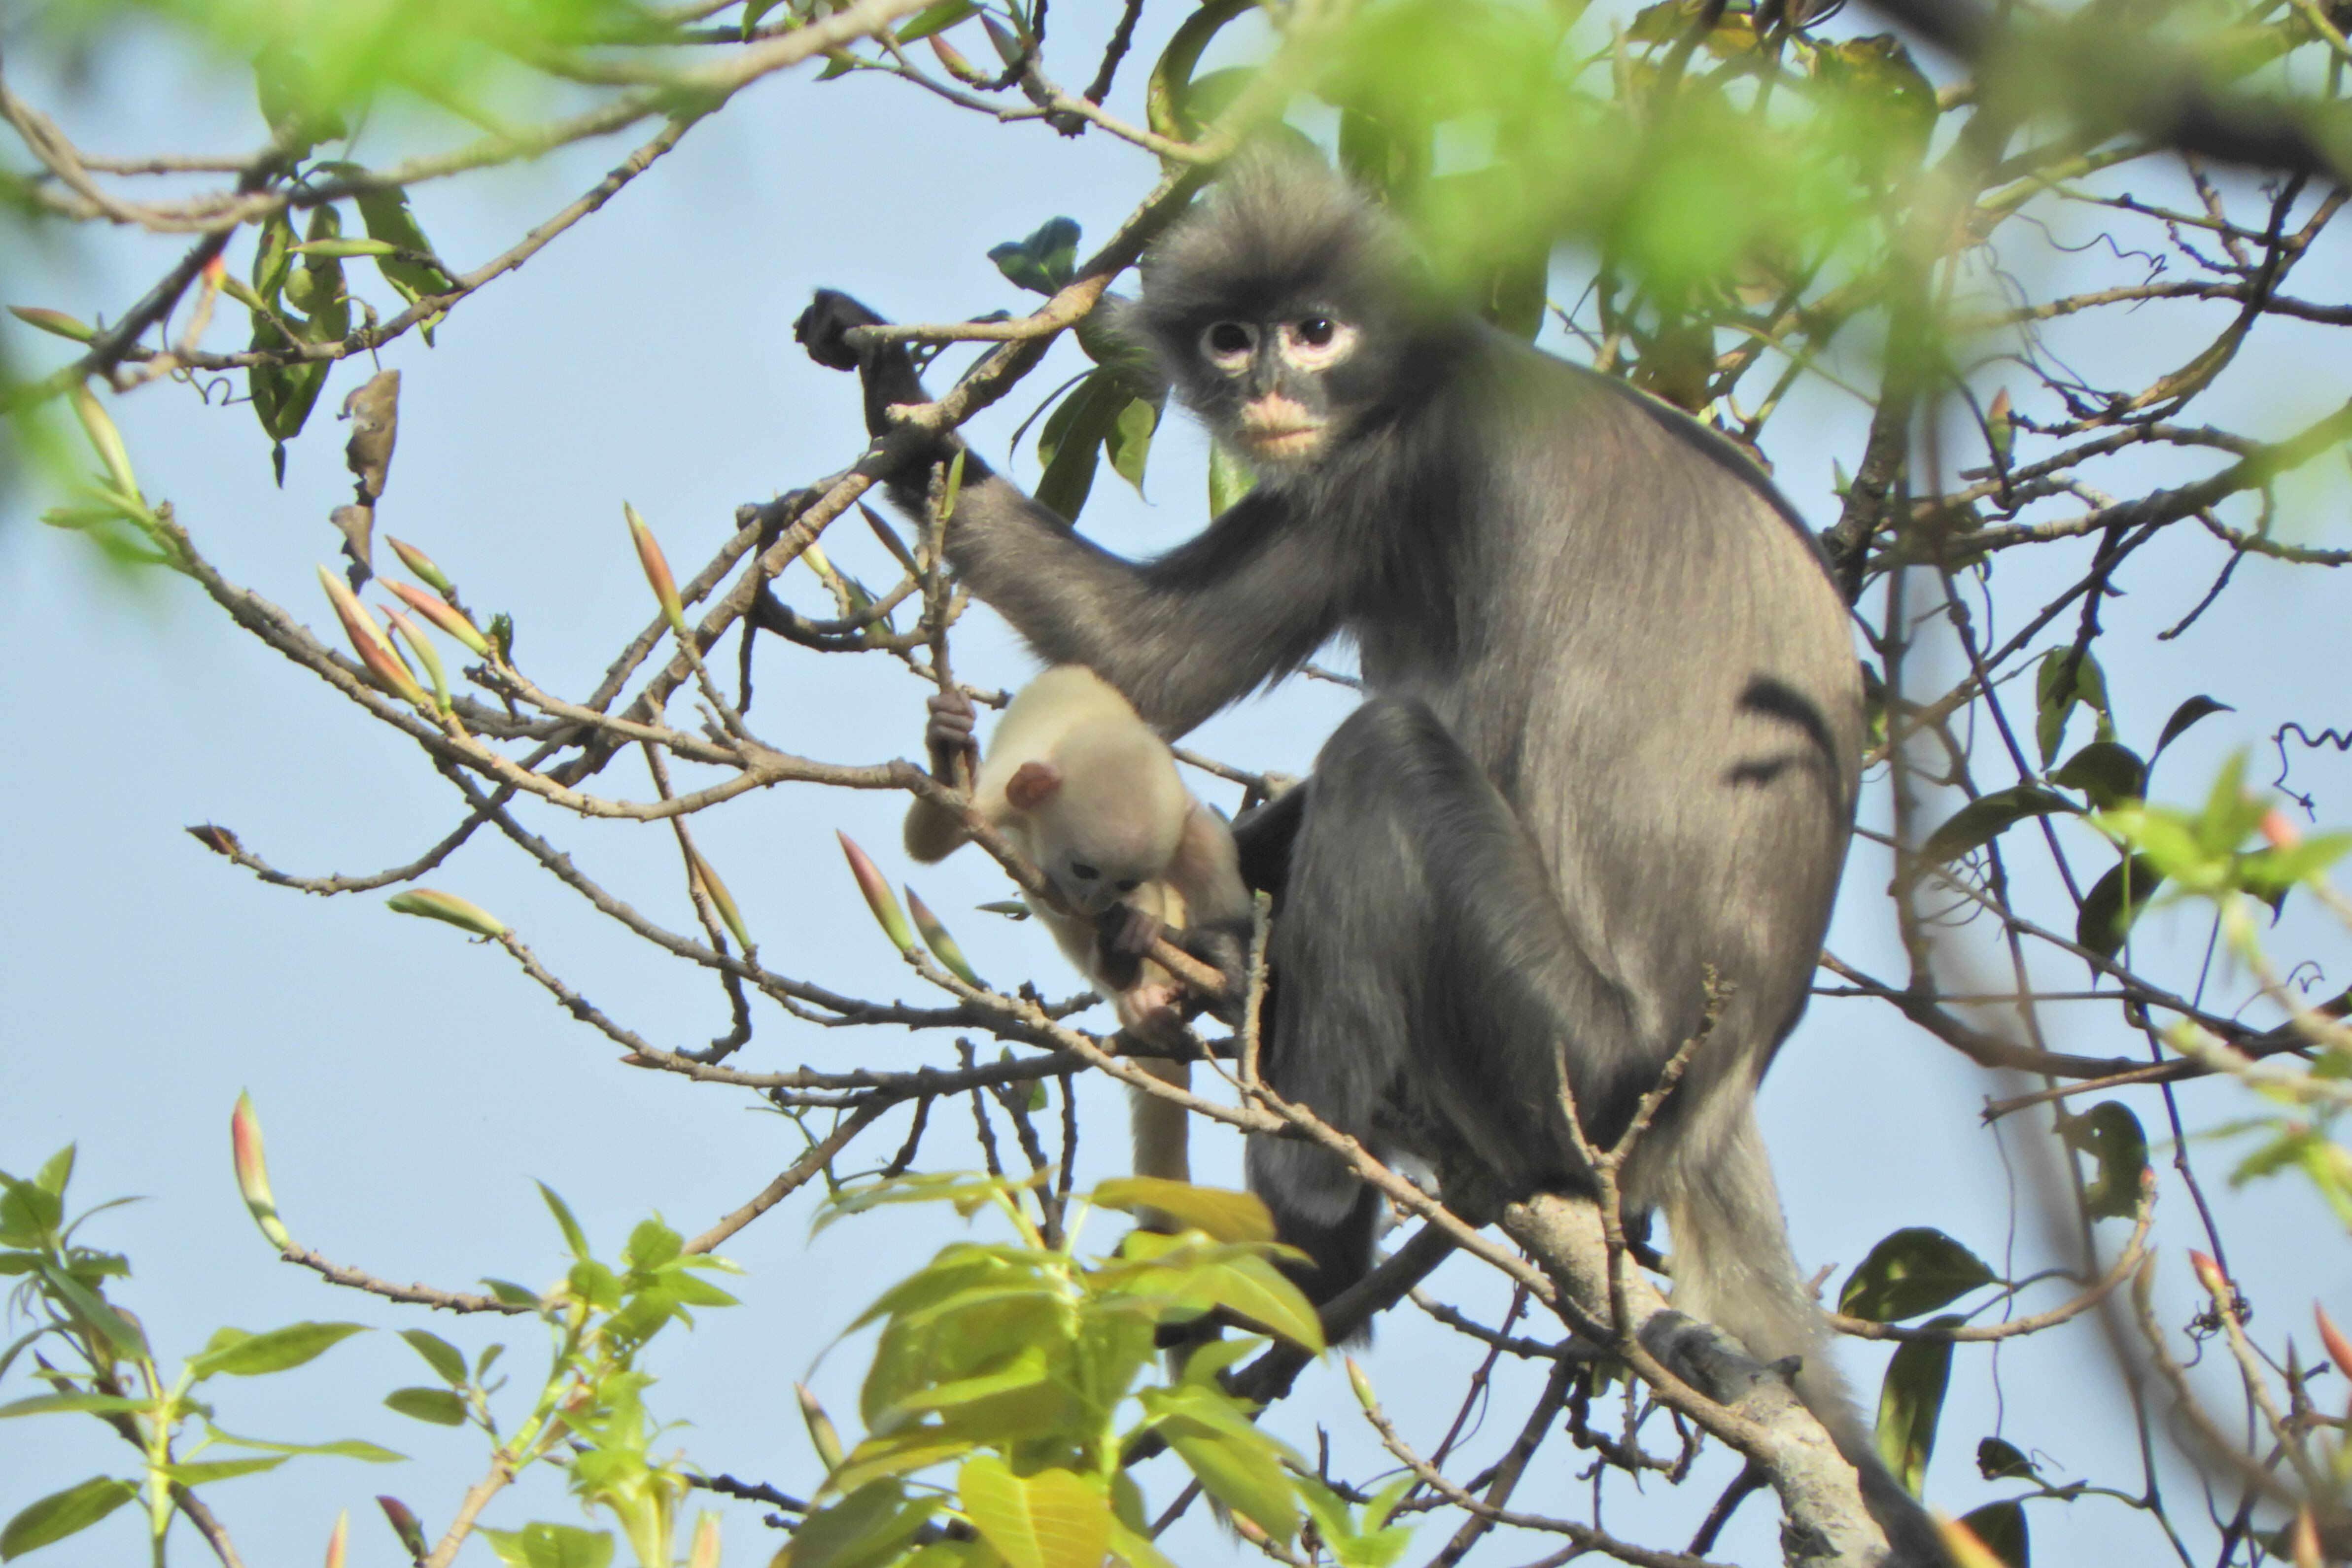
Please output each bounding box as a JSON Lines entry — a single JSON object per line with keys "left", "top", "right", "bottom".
{"left": 4, "top": 6, "right": 2352, "bottom": 1566}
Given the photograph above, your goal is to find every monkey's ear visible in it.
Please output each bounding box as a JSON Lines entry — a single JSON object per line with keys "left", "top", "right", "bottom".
{"left": 1004, "top": 761, "right": 1063, "bottom": 812}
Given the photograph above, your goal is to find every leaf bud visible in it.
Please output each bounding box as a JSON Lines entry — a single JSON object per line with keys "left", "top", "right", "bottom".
{"left": 230, "top": 1091, "right": 295, "bottom": 1250}
{"left": 385, "top": 888, "right": 508, "bottom": 938}
{"left": 836, "top": 833, "right": 915, "bottom": 954}
{"left": 385, "top": 537, "right": 455, "bottom": 596}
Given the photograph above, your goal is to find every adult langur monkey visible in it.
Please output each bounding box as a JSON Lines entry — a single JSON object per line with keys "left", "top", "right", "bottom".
{"left": 797, "top": 152, "right": 1934, "bottom": 1561}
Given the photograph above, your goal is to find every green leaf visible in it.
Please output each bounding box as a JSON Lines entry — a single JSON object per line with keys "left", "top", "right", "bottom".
{"left": 0, "top": 1392, "right": 151, "bottom": 1420}
{"left": 776, "top": 1481, "right": 933, "bottom": 1568}
{"left": 881, "top": 1345, "right": 1072, "bottom": 1442}
{"left": 1957, "top": 1500, "right": 2029, "bottom": 1567}
{"left": 539, "top": 1182, "right": 590, "bottom": 1258}
{"left": 625, "top": 1218, "right": 684, "bottom": 1273}
{"left": 157, "top": 1455, "right": 287, "bottom": 1485}
{"left": 958, "top": 1457, "right": 1111, "bottom": 1568}
{"left": 1838, "top": 1229, "right": 1994, "bottom": 1323}
{"left": 1208, "top": 440, "right": 1255, "bottom": 516}
{"left": 205, "top": 1428, "right": 404, "bottom": 1462}
{"left": 481, "top": 1278, "right": 542, "bottom": 1309}
{"left": 398, "top": 1328, "right": 468, "bottom": 1385}
{"left": 1292, "top": 1474, "right": 1413, "bottom": 1568}
{"left": 292, "top": 237, "right": 399, "bottom": 258}
{"left": 2035, "top": 649, "right": 2109, "bottom": 766}
{"left": 896, "top": 0, "right": 978, "bottom": 43}
{"left": 1182, "top": 1254, "right": 1324, "bottom": 1352}
{"left": 1035, "top": 373, "right": 1124, "bottom": 523}
{"left": 0, "top": 1176, "right": 61, "bottom": 1245}
{"left": 2243, "top": 834, "right": 2352, "bottom": 901}
{"left": 1105, "top": 396, "right": 1159, "bottom": 495}
{"left": 2076, "top": 854, "right": 2163, "bottom": 959}
{"left": 2050, "top": 741, "right": 2146, "bottom": 810}
{"left": 1920, "top": 786, "right": 2077, "bottom": 863}
{"left": 384, "top": 1387, "right": 467, "bottom": 1426}
{"left": 2060, "top": 1102, "right": 2148, "bottom": 1221}
{"left": 1092, "top": 1180, "right": 1275, "bottom": 1244}
{"left": 2153, "top": 696, "right": 2233, "bottom": 764}
{"left": 32, "top": 1149, "right": 73, "bottom": 1200}
{"left": 1107, "top": 1518, "right": 1178, "bottom": 1568}
{"left": 0, "top": 1477, "right": 139, "bottom": 1560}
{"left": 826, "top": 1434, "right": 972, "bottom": 1498}
{"left": 187, "top": 1321, "right": 367, "bottom": 1380}
{"left": 1163, "top": 1425, "right": 1299, "bottom": 1544}
{"left": 34, "top": 1263, "right": 145, "bottom": 1358}
{"left": 1873, "top": 1318, "right": 1959, "bottom": 1496}
{"left": 1976, "top": 1436, "right": 2039, "bottom": 1480}
{"left": 329, "top": 167, "right": 455, "bottom": 345}
{"left": 988, "top": 217, "right": 1082, "bottom": 296}
{"left": 479, "top": 1523, "right": 616, "bottom": 1568}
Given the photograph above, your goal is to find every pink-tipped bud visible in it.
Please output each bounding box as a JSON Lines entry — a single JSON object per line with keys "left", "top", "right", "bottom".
{"left": 318, "top": 566, "right": 429, "bottom": 707}
{"left": 380, "top": 603, "right": 450, "bottom": 712}
{"left": 837, "top": 833, "right": 914, "bottom": 955}
{"left": 385, "top": 537, "right": 455, "bottom": 597}
{"left": 2292, "top": 1509, "right": 2323, "bottom": 1568}
{"left": 385, "top": 888, "right": 507, "bottom": 938}
{"left": 905, "top": 886, "right": 983, "bottom": 987}
{"left": 687, "top": 1514, "right": 722, "bottom": 1568}
{"left": 930, "top": 33, "right": 986, "bottom": 82}
{"left": 231, "top": 1091, "right": 295, "bottom": 1250}
{"left": 687, "top": 845, "right": 753, "bottom": 953}
{"left": 324, "top": 1509, "right": 348, "bottom": 1568}
{"left": 9, "top": 305, "right": 96, "bottom": 343}
{"left": 70, "top": 382, "right": 141, "bottom": 505}
{"left": 624, "top": 502, "right": 688, "bottom": 639}
{"left": 385, "top": 580, "right": 491, "bottom": 658}
{"left": 2189, "top": 1249, "right": 2233, "bottom": 1302}
{"left": 796, "top": 1383, "right": 844, "bottom": 1473}
{"left": 1345, "top": 1356, "right": 1376, "bottom": 1413}
{"left": 2262, "top": 808, "right": 2302, "bottom": 849}
{"left": 982, "top": 13, "right": 1026, "bottom": 67}
{"left": 376, "top": 1496, "right": 427, "bottom": 1562}
{"left": 2316, "top": 1305, "right": 2352, "bottom": 1376}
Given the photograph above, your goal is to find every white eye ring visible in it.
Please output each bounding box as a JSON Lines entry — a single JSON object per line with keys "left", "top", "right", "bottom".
{"left": 1200, "top": 321, "right": 1258, "bottom": 373}
{"left": 1279, "top": 316, "right": 1356, "bottom": 371}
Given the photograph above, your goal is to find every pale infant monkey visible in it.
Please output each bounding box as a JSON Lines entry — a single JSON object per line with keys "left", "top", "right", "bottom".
{"left": 904, "top": 666, "right": 1251, "bottom": 1191}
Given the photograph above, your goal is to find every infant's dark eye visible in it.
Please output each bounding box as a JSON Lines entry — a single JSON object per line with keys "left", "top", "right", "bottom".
{"left": 1115, "top": 878, "right": 1141, "bottom": 892}
{"left": 1070, "top": 862, "right": 1099, "bottom": 880}
{"left": 1297, "top": 316, "right": 1336, "bottom": 347}
{"left": 1207, "top": 322, "right": 1253, "bottom": 354}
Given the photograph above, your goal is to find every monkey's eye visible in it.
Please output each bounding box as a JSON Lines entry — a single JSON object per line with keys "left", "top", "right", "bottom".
{"left": 1115, "top": 878, "right": 1141, "bottom": 892}
{"left": 1201, "top": 321, "right": 1257, "bottom": 369}
{"left": 1279, "top": 315, "right": 1356, "bottom": 370}
{"left": 1069, "top": 862, "right": 1100, "bottom": 880}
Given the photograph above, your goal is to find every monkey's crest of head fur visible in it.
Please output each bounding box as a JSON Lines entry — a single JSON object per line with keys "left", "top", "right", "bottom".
{"left": 1138, "top": 151, "right": 1413, "bottom": 330}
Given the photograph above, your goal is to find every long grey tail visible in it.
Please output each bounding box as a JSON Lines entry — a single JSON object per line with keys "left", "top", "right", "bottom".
{"left": 1660, "top": 1106, "right": 1953, "bottom": 1568}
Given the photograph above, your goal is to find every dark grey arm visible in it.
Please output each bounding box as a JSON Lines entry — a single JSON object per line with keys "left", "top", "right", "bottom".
{"left": 796, "top": 290, "right": 1346, "bottom": 735}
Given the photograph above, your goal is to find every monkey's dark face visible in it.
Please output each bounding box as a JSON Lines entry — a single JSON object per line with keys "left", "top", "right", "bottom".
{"left": 1134, "top": 152, "right": 1423, "bottom": 483}
{"left": 1185, "top": 307, "right": 1373, "bottom": 470}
